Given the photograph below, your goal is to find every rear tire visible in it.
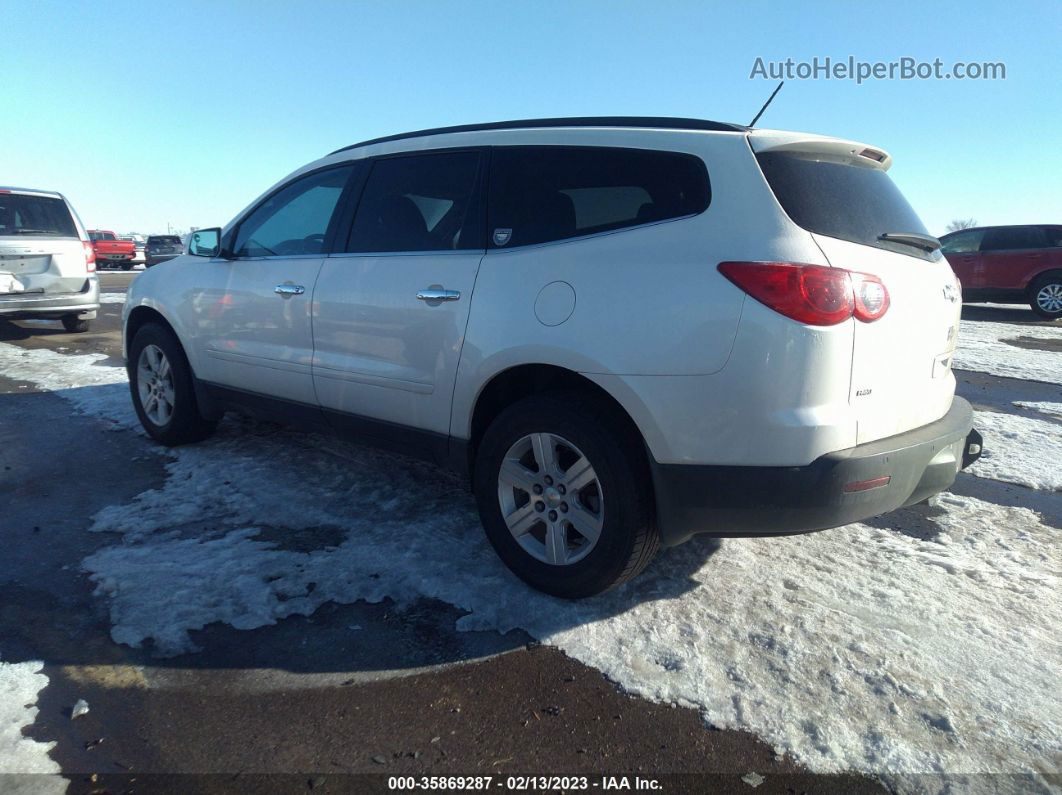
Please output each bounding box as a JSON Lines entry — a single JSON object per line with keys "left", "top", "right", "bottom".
{"left": 473, "top": 390, "right": 658, "bottom": 598}
{"left": 121, "top": 262, "right": 133, "bottom": 271}
{"left": 1029, "top": 272, "right": 1062, "bottom": 319}
{"left": 129, "top": 323, "right": 218, "bottom": 445}
{"left": 61, "top": 315, "right": 90, "bottom": 333}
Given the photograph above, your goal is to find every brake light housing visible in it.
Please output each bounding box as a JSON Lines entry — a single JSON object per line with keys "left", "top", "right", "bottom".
{"left": 718, "top": 262, "right": 890, "bottom": 326}
{"left": 83, "top": 240, "right": 96, "bottom": 273}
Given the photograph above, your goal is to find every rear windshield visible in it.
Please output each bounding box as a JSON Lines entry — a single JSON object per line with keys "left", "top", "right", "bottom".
{"left": 756, "top": 152, "right": 934, "bottom": 259}
{"left": 147, "top": 236, "right": 182, "bottom": 245}
{"left": 0, "top": 193, "right": 77, "bottom": 238}
{"left": 90, "top": 231, "right": 116, "bottom": 241}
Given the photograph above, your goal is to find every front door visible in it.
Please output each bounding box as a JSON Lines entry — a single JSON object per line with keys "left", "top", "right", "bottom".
{"left": 311, "top": 150, "right": 486, "bottom": 448}
{"left": 191, "top": 165, "right": 355, "bottom": 405}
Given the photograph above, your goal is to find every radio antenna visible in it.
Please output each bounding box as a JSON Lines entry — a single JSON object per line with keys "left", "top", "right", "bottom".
{"left": 749, "top": 81, "right": 784, "bottom": 127}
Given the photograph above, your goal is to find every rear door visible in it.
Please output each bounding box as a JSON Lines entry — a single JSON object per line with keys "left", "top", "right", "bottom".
{"left": 754, "top": 146, "right": 960, "bottom": 445}
{"left": 978, "top": 226, "right": 1050, "bottom": 290}
{"left": 311, "top": 149, "right": 486, "bottom": 450}
{"left": 0, "top": 190, "right": 87, "bottom": 296}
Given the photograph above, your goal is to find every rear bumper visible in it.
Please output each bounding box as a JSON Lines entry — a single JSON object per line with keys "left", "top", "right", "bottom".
{"left": 0, "top": 278, "right": 100, "bottom": 319}
{"left": 650, "top": 397, "right": 980, "bottom": 546}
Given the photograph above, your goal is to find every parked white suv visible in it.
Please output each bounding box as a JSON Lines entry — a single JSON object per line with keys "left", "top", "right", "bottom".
{"left": 1, "top": 187, "right": 99, "bottom": 332}
{"left": 123, "top": 117, "right": 981, "bottom": 597}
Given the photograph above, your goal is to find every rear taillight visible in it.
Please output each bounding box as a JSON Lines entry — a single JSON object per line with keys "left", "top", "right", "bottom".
{"left": 717, "top": 262, "right": 890, "bottom": 326}
{"left": 83, "top": 241, "right": 96, "bottom": 272}
{"left": 851, "top": 272, "right": 889, "bottom": 321}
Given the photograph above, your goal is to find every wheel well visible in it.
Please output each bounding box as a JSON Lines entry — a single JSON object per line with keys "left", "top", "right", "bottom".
{"left": 124, "top": 306, "right": 173, "bottom": 358}
{"left": 468, "top": 364, "right": 650, "bottom": 479}
{"left": 1029, "top": 269, "right": 1062, "bottom": 290}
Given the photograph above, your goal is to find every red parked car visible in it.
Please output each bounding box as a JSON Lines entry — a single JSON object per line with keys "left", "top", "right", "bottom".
{"left": 88, "top": 229, "right": 136, "bottom": 270}
{"left": 940, "top": 224, "right": 1062, "bottom": 318}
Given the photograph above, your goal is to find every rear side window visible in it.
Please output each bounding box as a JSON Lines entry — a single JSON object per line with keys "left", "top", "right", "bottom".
{"left": 757, "top": 153, "right": 932, "bottom": 258}
{"left": 1044, "top": 226, "right": 1062, "bottom": 247}
{"left": 347, "top": 151, "right": 483, "bottom": 253}
{"left": 234, "top": 166, "right": 354, "bottom": 257}
{"left": 0, "top": 194, "right": 77, "bottom": 237}
{"left": 940, "top": 229, "right": 984, "bottom": 254}
{"left": 980, "top": 226, "right": 1048, "bottom": 251}
{"left": 488, "top": 147, "right": 710, "bottom": 248}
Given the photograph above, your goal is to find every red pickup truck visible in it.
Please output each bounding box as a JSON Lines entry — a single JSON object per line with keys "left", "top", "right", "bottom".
{"left": 88, "top": 230, "right": 136, "bottom": 270}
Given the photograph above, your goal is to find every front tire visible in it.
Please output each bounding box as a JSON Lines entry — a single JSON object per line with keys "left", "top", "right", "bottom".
{"left": 1029, "top": 272, "right": 1062, "bottom": 319}
{"left": 61, "top": 315, "right": 90, "bottom": 333}
{"left": 129, "top": 323, "right": 218, "bottom": 445}
{"left": 473, "top": 391, "right": 658, "bottom": 598}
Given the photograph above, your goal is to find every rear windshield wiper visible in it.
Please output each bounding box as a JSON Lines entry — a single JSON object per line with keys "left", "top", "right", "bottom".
{"left": 878, "top": 232, "right": 941, "bottom": 252}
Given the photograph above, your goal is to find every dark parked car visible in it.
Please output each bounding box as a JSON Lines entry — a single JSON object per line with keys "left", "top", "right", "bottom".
{"left": 144, "top": 235, "right": 184, "bottom": 267}
{"left": 941, "top": 224, "right": 1062, "bottom": 318}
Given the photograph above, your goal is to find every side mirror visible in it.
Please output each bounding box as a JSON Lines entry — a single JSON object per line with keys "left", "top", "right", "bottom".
{"left": 187, "top": 228, "right": 226, "bottom": 258}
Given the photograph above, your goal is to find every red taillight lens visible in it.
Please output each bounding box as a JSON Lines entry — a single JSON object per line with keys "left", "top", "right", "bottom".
{"left": 718, "top": 262, "right": 854, "bottom": 325}
{"left": 718, "top": 262, "right": 890, "bottom": 326}
{"left": 83, "top": 241, "right": 96, "bottom": 272}
{"left": 851, "top": 272, "right": 889, "bottom": 322}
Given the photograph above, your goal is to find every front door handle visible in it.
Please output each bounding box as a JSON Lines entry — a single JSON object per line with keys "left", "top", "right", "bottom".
{"left": 417, "top": 288, "right": 461, "bottom": 302}
{"left": 274, "top": 284, "right": 305, "bottom": 297}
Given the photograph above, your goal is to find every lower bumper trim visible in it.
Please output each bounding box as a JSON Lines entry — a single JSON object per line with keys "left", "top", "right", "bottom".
{"left": 650, "top": 397, "right": 978, "bottom": 546}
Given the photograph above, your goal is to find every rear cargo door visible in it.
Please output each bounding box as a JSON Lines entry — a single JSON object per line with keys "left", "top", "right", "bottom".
{"left": 0, "top": 190, "right": 86, "bottom": 294}
{"left": 752, "top": 137, "right": 961, "bottom": 444}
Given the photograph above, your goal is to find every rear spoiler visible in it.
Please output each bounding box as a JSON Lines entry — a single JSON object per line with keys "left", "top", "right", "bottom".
{"left": 748, "top": 129, "right": 892, "bottom": 171}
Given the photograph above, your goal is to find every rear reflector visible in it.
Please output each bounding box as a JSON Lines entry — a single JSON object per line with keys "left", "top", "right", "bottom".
{"left": 718, "top": 262, "right": 890, "bottom": 326}
{"left": 843, "top": 475, "right": 891, "bottom": 493}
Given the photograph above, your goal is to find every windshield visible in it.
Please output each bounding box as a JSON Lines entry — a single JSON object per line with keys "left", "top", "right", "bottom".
{"left": 0, "top": 193, "right": 78, "bottom": 237}
{"left": 756, "top": 152, "right": 935, "bottom": 260}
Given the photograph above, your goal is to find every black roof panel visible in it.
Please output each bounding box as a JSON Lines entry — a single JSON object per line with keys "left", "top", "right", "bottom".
{"left": 330, "top": 116, "right": 748, "bottom": 155}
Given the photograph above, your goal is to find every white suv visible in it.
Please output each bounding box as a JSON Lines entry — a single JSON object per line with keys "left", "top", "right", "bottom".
{"left": 122, "top": 117, "right": 981, "bottom": 597}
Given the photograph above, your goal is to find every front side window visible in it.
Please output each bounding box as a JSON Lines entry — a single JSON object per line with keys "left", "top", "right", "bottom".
{"left": 347, "top": 151, "right": 483, "bottom": 253}
{"left": 488, "top": 147, "right": 710, "bottom": 248}
{"left": 980, "top": 226, "right": 1048, "bottom": 252}
{"left": 233, "top": 166, "right": 354, "bottom": 257}
{"left": 940, "top": 229, "right": 985, "bottom": 254}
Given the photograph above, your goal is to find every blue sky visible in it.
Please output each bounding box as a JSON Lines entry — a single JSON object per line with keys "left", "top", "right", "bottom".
{"left": 4, "top": 0, "right": 1059, "bottom": 235}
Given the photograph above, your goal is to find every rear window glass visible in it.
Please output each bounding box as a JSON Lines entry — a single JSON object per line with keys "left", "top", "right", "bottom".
{"left": 0, "top": 194, "right": 77, "bottom": 237}
{"left": 90, "top": 231, "right": 116, "bottom": 241}
{"left": 756, "top": 153, "right": 932, "bottom": 258}
{"left": 147, "top": 236, "right": 182, "bottom": 245}
{"left": 488, "top": 147, "right": 710, "bottom": 248}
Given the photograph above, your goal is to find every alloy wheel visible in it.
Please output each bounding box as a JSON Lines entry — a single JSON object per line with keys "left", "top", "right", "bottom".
{"left": 137, "top": 344, "right": 176, "bottom": 426}
{"left": 497, "top": 432, "right": 604, "bottom": 566}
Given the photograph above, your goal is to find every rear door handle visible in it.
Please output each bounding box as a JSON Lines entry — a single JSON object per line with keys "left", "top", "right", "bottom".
{"left": 274, "top": 284, "right": 305, "bottom": 297}
{"left": 417, "top": 288, "right": 461, "bottom": 301}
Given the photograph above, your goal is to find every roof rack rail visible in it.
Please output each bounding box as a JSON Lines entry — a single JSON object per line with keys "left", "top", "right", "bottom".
{"left": 330, "top": 116, "right": 748, "bottom": 155}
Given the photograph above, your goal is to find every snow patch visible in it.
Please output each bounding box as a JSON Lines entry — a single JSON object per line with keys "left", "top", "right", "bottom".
{"left": 0, "top": 660, "right": 63, "bottom": 785}
{"left": 0, "top": 343, "right": 135, "bottom": 430}
{"left": 1014, "top": 401, "right": 1062, "bottom": 418}
{"left": 954, "top": 320, "right": 1062, "bottom": 384}
{"left": 970, "top": 410, "right": 1062, "bottom": 491}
